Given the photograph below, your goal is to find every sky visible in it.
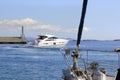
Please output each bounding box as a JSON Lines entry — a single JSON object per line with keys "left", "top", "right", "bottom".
{"left": 0, "top": 0, "right": 120, "bottom": 40}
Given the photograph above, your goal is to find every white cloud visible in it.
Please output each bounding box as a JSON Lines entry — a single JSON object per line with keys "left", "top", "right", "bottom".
{"left": 83, "top": 27, "right": 89, "bottom": 32}
{"left": 0, "top": 18, "right": 90, "bottom": 38}
{"left": 64, "top": 27, "right": 90, "bottom": 33}
{"left": 0, "top": 18, "right": 61, "bottom": 32}
{"left": 0, "top": 18, "right": 90, "bottom": 33}
{"left": 40, "top": 25, "right": 61, "bottom": 31}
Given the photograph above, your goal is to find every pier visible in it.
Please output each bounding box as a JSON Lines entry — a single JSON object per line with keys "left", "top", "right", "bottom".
{"left": 0, "top": 26, "right": 27, "bottom": 44}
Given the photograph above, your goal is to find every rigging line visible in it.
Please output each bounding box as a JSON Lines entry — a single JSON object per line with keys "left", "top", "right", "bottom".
{"left": 60, "top": 49, "right": 80, "bottom": 80}
{"left": 80, "top": 49, "right": 120, "bottom": 53}
{"left": 61, "top": 51, "right": 70, "bottom": 68}
{"left": 77, "top": 0, "right": 88, "bottom": 47}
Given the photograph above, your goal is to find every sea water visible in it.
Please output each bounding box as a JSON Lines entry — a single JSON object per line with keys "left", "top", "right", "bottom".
{"left": 0, "top": 40, "right": 120, "bottom": 80}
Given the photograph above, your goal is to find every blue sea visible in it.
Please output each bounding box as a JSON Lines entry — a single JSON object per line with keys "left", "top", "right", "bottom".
{"left": 0, "top": 40, "right": 120, "bottom": 80}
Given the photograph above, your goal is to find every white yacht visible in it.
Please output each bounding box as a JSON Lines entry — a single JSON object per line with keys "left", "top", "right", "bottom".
{"left": 34, "top": 34, "right": 69, "bottom": 48}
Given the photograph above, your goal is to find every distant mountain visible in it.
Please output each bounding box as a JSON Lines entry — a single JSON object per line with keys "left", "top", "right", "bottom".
{"left": 82, "top": 39, "right": 100, "bottom": 41}
{"left": 114, "top": 39, "right": 120, "bottom": 41}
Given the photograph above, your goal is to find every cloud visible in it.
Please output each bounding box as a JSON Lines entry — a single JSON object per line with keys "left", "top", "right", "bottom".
{"left": 0, "top": 18, "right": 90, "bottom": 33}
{"left": 64, "top": 27, "right": 90, "bottom": 33}
{"left": 83, "top": 27, "right": 89, "bottom": 32}
{"left": 0, "top": 18, "right": 61, "bottom": 32}
{"left": 0, "top": 18, "right": 90, "bottom": 38}
{"left": 40, "top": 25, "right": 61, "bottom": 31}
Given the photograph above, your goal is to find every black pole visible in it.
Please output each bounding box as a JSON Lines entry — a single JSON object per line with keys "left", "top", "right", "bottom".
{"left": 115, "top": 53, "right": 120, "bottom": 80}
{"left": 116, "top": 69, "right": 120, "bottom": 80}
{"left": 77, "top": 0, "right": 88, "bottom": 47}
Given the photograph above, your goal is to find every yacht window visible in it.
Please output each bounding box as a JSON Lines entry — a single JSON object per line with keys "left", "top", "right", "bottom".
{"left": 38, "top": 36, "right": 47, "bottom": 40}
{"left": 45, "top": 37, "right": 58, "bottom": 41}
{"left": 52, "top": 37, "right": 58, "bottom": 39}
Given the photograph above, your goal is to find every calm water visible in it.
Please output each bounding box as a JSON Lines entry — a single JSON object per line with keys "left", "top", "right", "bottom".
{"left": 0, "top": 40, "right": 120, "bottom": 80}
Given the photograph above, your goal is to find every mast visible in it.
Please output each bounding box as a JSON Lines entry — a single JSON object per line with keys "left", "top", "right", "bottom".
{"left": 72, "top": 0, "right": 88, "bottom": 70}
{"left": 62, "top": 1, "right": 89, "bottom": 80}
{"left": 77, "top": 0, "right": 88, "bottom": 47}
